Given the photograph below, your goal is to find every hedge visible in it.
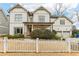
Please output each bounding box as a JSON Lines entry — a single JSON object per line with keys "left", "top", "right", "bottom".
{"left": 0, "top": 34, "right": 24, "bottom": 39}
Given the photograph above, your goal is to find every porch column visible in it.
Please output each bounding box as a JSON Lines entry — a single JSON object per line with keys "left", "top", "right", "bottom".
{"left": 24, "top": 25, "right": 27, "bottom": 37}
{"left": 50, "top": 25, "right": 53, "bottom": 32}
{"left": 32, "top": 24, "right": 34, "bottom": 31}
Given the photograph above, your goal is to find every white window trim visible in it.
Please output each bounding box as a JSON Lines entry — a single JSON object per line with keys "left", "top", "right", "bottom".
{"left": 38, "top": 15, "right": 45, "bottom": 22}
{"left": 14, "top": 27, "right": 23, "bottom": 34}
{"left": 15, "top": 14, "right": 22, "bottom": 21}
{"left": 60, "top": 20, "right": 65, "bottom": 25}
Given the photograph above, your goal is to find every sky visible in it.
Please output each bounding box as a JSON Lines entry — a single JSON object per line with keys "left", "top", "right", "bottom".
{"left": 0, "top": 3, "right": 79, "bottom": 29}
{"left": 0, "top": 3, "right": 15, "bottom": 14}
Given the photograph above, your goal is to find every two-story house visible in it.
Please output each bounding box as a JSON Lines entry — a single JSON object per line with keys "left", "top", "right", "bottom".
{"left": 9, "top": 4, "right": 73, "bottom": 38}
{"left": 0, "top": 9, "right": 8, "bottom": 35}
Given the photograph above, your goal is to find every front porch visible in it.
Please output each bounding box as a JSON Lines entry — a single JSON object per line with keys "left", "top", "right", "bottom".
{"left": 23, "top": 22, "right": 53, "bottom": 37}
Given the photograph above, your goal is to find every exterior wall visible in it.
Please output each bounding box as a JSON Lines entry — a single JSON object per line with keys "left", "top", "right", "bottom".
{"left": 53, "top": 17, "right": 72, "bottom": 25}
{"left": 9, "top": 8, "right": 28, "bottom": 35}
{"left": 33, "top": 10, "right": 50, "bottom": 22}
{"left": 10, "top": 8, "right": 28, "bottom": 22}
{"left": 10, "top": 23, "right": 25, "bottom": 35}
{"left": 50, "top": 18, "right": 56, "bottom": 22}
{"left": 53, "top": 17, "right": 73, "bottom": 38}
{"left": 53, "top": 17, "right": 72, "bottom": 31}
{"left": 0, "top": 10, "right": 8, "bottom": 35}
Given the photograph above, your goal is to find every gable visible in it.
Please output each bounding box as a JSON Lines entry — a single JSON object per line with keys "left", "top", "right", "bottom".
{"left": 33, "top": 6, "right": 51, "bottom": 15}
{"left": 10, "top": 8, "right": 27, "bottom": 13}
{"left": 53, "top": 17, "right": 73, "bottom": 25}
{"left": 0, "top": 9, "right": 8, "bottom": 21}
{"left": 8, "top": 4, "right": 27, "bottom": 13}
{"left": 34, "top": 10, "right": 50, "bottom": 14}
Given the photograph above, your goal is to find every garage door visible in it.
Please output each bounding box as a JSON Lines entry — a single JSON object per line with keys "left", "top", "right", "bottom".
{"left": 63, "top": 31, "right": 70, "bottom": 38}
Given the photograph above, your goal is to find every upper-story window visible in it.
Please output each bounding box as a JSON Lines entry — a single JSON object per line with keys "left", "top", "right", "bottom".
{"left": 15, "top": 14, "right": 22, "bottom": 21}
{"left": 38, "top": 15, "right": 45, "bottom": 22}
{"left": 60, "top": 20, "right": 65, "bottom": 25}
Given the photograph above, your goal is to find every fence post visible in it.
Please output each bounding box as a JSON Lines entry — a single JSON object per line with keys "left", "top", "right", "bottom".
{"left": 3, "top": 37, "right": 8, "bottom": 53}
{"left": 68, "top": 39, "right": 71, "bottom": 53}
{"left": 36, "top": 38, "right": 39, "bottom": 53}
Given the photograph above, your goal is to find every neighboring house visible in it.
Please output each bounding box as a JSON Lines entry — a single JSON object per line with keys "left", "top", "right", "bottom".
{"left": 0, "top": 9, "right": 8, "bottom": 35}
{"left": 9, "top": 4, "right": 73, "bottom": 38}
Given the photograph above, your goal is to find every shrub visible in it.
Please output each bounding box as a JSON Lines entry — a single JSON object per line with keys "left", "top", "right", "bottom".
{"left": 40, "top": 29, "right": 52, "bottom": 39}
{"left": 51, "top": 30, "right": 61, "bottom": 40}
{"left": 0, "top": 34, "right": 9, "bottom": 37}
{"left": 30, "top": 29, "right": 42, "bottom": 39}
{"left": 31, "top": 29, "right": 53, "bottom": 39}
{"left": 13, "top": 34, "right": 24, "bottom": 38}
{"left": 9, "top": 34, "right": 24, "bottom": 39}
{"left": 72, "top": 30, "right": 79, "bottom": 37}
{"left": 72, "top": 30, "right": 76, "bottom": 37}
{"left": 51, "top": 34, "right": 61, "bottom": 40}
{"left": 0, "top": 34, "right": 24, "bottom": 39}
{"left": 8, "top": 35, "right": 14, "bottom": 39}
{"left": 52, "top": 30, "right": 57, "bottom": 35}
{"left": 62, "top": 38, "right": 65, "bottom": 40}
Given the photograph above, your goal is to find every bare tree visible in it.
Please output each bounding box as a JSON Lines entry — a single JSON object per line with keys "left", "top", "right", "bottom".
{"left": 54, "top": 3, "right": 68, "bottom": 16}
{"left": 74, "top": 10, "right": 79, "bottom": 22}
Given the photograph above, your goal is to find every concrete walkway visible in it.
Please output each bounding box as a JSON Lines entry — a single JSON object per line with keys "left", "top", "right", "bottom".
{"left": 0, "top": 52, "right": 79, "bottom": 56}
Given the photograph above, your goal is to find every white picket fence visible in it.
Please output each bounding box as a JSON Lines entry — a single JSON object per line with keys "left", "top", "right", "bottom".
{"left": 67, "top": 38, "right": 79, "bottom": 52}
{"left": 0, "top": 37, "right": 79, "bottom": 53}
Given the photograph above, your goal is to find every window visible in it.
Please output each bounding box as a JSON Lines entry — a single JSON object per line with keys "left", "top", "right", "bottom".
{"left": 60, "top": 20, "right": 65, "bottom": 25}
{"left": 14, "top": 27, "right": 23, "bottom": 34}
{"left": 15, "top": 14, "right": 22, "bottom": 21}
{"left": 38, "top": 15, "right": 45, "bottom": 22}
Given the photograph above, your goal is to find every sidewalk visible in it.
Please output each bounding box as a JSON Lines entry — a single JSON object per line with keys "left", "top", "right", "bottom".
{"left": 0, "top": 52, "right": 79, "bottom": 56}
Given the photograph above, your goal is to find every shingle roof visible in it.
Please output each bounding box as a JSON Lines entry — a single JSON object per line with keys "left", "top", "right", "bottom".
{"left": 50, "top": 16, "right": 58, "bottom": 18}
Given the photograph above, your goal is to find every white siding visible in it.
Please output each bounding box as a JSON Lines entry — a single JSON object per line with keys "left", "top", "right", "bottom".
{"left": 10, "top": 8, "right": 27, "bottom": 22}
{"left": 50, "top": 18, "right": 56, "bottom": 22}
{"left": 53, "top": 17, "right": 73, "bottom": 38}
{"left": 53, "top": 17, "right": 72, "bottom": 31}
{"left": 9, "top": 8, "right": 28, "bottom": 35}
{"left": 0, "top": 10, "right": 8, "bottom": 35}
{"left": 10, "top": 23, "right": 25, "bottom": 35}
{"left": 33, "top": 10, "right": 50, "bottom": 22}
